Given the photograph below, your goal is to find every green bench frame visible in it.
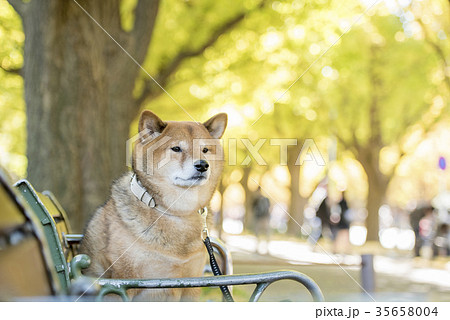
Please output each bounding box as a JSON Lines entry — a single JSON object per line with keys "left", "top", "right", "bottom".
{"left": 10, "top": 179, "right": 324, "bottom": 302}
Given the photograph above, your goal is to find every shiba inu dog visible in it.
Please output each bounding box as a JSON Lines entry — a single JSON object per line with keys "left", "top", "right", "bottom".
{"left": 79, "top": 110, "right": 227, "bottom": 301}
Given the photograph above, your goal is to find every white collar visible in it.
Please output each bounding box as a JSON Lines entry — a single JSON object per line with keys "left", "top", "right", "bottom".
{"left": 130, "top": 173, "right": 156, "bottom": 208}
{"left": 130, "top": 172, "right": 208, "bottom": 218}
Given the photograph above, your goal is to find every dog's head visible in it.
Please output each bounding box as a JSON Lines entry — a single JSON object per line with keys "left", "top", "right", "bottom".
{"left": 132, "top": 110, "right": 227, "bottom": 193}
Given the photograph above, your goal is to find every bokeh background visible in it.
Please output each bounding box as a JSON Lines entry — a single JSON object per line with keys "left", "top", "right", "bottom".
{"left": 0, "top": 0, "right": 449, "bottom": 301}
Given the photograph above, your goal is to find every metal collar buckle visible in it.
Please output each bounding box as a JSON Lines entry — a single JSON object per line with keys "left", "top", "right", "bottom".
{"left": 198, "top": 207, "right": 209, "bottom": 241}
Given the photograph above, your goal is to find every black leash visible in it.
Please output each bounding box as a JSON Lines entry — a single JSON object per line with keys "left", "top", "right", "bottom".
{"left": 203, "top": 236, "right": 234, "bottom": 302}
{"left": 199, "top": 208, "right": 234, "bottom": 302}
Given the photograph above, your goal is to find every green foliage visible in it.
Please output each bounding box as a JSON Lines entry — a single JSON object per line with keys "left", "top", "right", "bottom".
{"left": 135, "top": 0, "right": 252, "bottom": 120}
{"left": 119, "top": 0, "right": 138, "bottom": 32}
{"left": 323, "top": 13, "right": 443, "bottom": 147}
{"left": 0, "top": 0, "right": 449, "bottom": 207}
{"left": 0, "top": 0, "right": 25, "bottom": 177}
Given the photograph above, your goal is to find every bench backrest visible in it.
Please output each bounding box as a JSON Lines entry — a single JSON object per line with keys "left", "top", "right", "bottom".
{"left": 0, "top": 171, "right": 61, "bottom": 299}
{"left": 14, "top": 180, "right": 75, "bottom": 294}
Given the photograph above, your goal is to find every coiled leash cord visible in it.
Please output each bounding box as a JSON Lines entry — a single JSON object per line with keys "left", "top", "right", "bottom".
{"left": 203, "top": 236, "right": 234, "bottom": 302}
{"left": 199, "top": 208, "right": 234, "bottom": 302}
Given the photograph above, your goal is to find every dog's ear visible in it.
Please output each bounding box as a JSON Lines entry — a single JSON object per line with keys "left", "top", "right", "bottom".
{"left": 139, "top": 110, "right": 166, "bottom": 134}
{"left": 203, "top": 113, "right": 227, "bottom": 139}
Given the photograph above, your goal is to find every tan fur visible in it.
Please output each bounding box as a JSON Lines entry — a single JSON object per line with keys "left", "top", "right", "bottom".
{"left": 80, "top": 111, "right": 227, "bottom": 301}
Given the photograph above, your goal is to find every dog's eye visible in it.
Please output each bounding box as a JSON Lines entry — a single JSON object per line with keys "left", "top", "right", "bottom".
{"left": 171, "top": 146, "right": 182, "bottom": 152}
{"left": 202, "top": 147, "right": 209, "bottom": 154}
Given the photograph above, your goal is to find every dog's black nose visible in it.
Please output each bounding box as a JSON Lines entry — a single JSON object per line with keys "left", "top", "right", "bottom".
{"left": 194, "top": 160, "right": 209, "bottom": 172}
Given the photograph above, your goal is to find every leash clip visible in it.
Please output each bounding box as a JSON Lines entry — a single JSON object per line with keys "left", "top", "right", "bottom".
{"left": 198, "top": 207, "right": 209, "bottom": 241}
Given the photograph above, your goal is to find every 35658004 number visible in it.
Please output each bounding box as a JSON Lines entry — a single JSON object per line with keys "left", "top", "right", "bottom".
{"left": 376, "top": 306, "right": 438, "bottom": 317}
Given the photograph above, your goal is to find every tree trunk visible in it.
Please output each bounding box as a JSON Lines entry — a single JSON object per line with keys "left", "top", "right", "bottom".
{"left": 241, "top": 166, "right": 253, "bottom": 231}
{"left": 357, "top": 147, "right": 388, "bottom": 242}
{"left": 15, "top": 0, "right": 159, "bottom": 231}
{"left": 287, "top": 142, "right": 306, "bottom": 235}
{"left": 357, "top": 44, "right": 388, "bottom": 242}
{"left": 365, "top": 174, "right": 385, "bottom": 242}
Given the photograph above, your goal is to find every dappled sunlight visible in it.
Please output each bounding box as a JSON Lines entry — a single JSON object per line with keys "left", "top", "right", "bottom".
{"left": 223, "top": 183, "right": 245, "bottom": 206}
{"left": 260, "top": 30, "right": 284, "bottom": 53}
{"left": 379, "top": 227, "right": 415, "bottom": 250}
{"left": 209, "top": 103, "right": 244, "bottom": 128}
{"left": 349, "top": 225, "right": 367, "bottom": 246}
{"left": 388, "top": 122, "right": 450, "bottom": 207}
{"left": 271, "top": 165, "right": 290, "bottom": 185}
{"left": 300, "top": 159, "right": 326, "bottom": 197}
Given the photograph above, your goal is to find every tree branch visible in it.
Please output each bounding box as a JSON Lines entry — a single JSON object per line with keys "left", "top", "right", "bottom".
{"left": 0, "top": 65, "right": 22, "bottom": 76}
{"left": 128, "top": 0, "right": 160, "bottom": 62}
{"left": 134, "top": 0, "right": 267, "bottom": 110}
{"left": 385, "top": 149, "right": 406, "bottom": 181}
{"left": 334, "top": 133, "right": 351, "bottom": 150}
{"left": 387, "top": 104, "right": 443, "bottom": 180}
{"left": 418, "top": 19, "right": 450, "bottom": 92}
{"left": 157, "top": 10, "right": 255, "bottom": 82}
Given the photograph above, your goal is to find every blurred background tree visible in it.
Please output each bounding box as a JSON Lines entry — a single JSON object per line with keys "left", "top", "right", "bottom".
{"left": 0, "top": 0, "right": 449, "bottom": 243}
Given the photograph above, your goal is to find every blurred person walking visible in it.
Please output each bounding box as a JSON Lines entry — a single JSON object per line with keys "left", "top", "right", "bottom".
{"left": 433, "top": 223, "right": 450, "bottom": 257}
{"left": 418, "top": 207, "right": 436, "bottom": 259}
{"left": 315, "top": 196, "right": 331, "bottom": 239}
{"left": 410, "top": 206, "right": 426, "bottom": 257}
{"left": 330, "top": 195, "right": 351, "bottom": 254}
